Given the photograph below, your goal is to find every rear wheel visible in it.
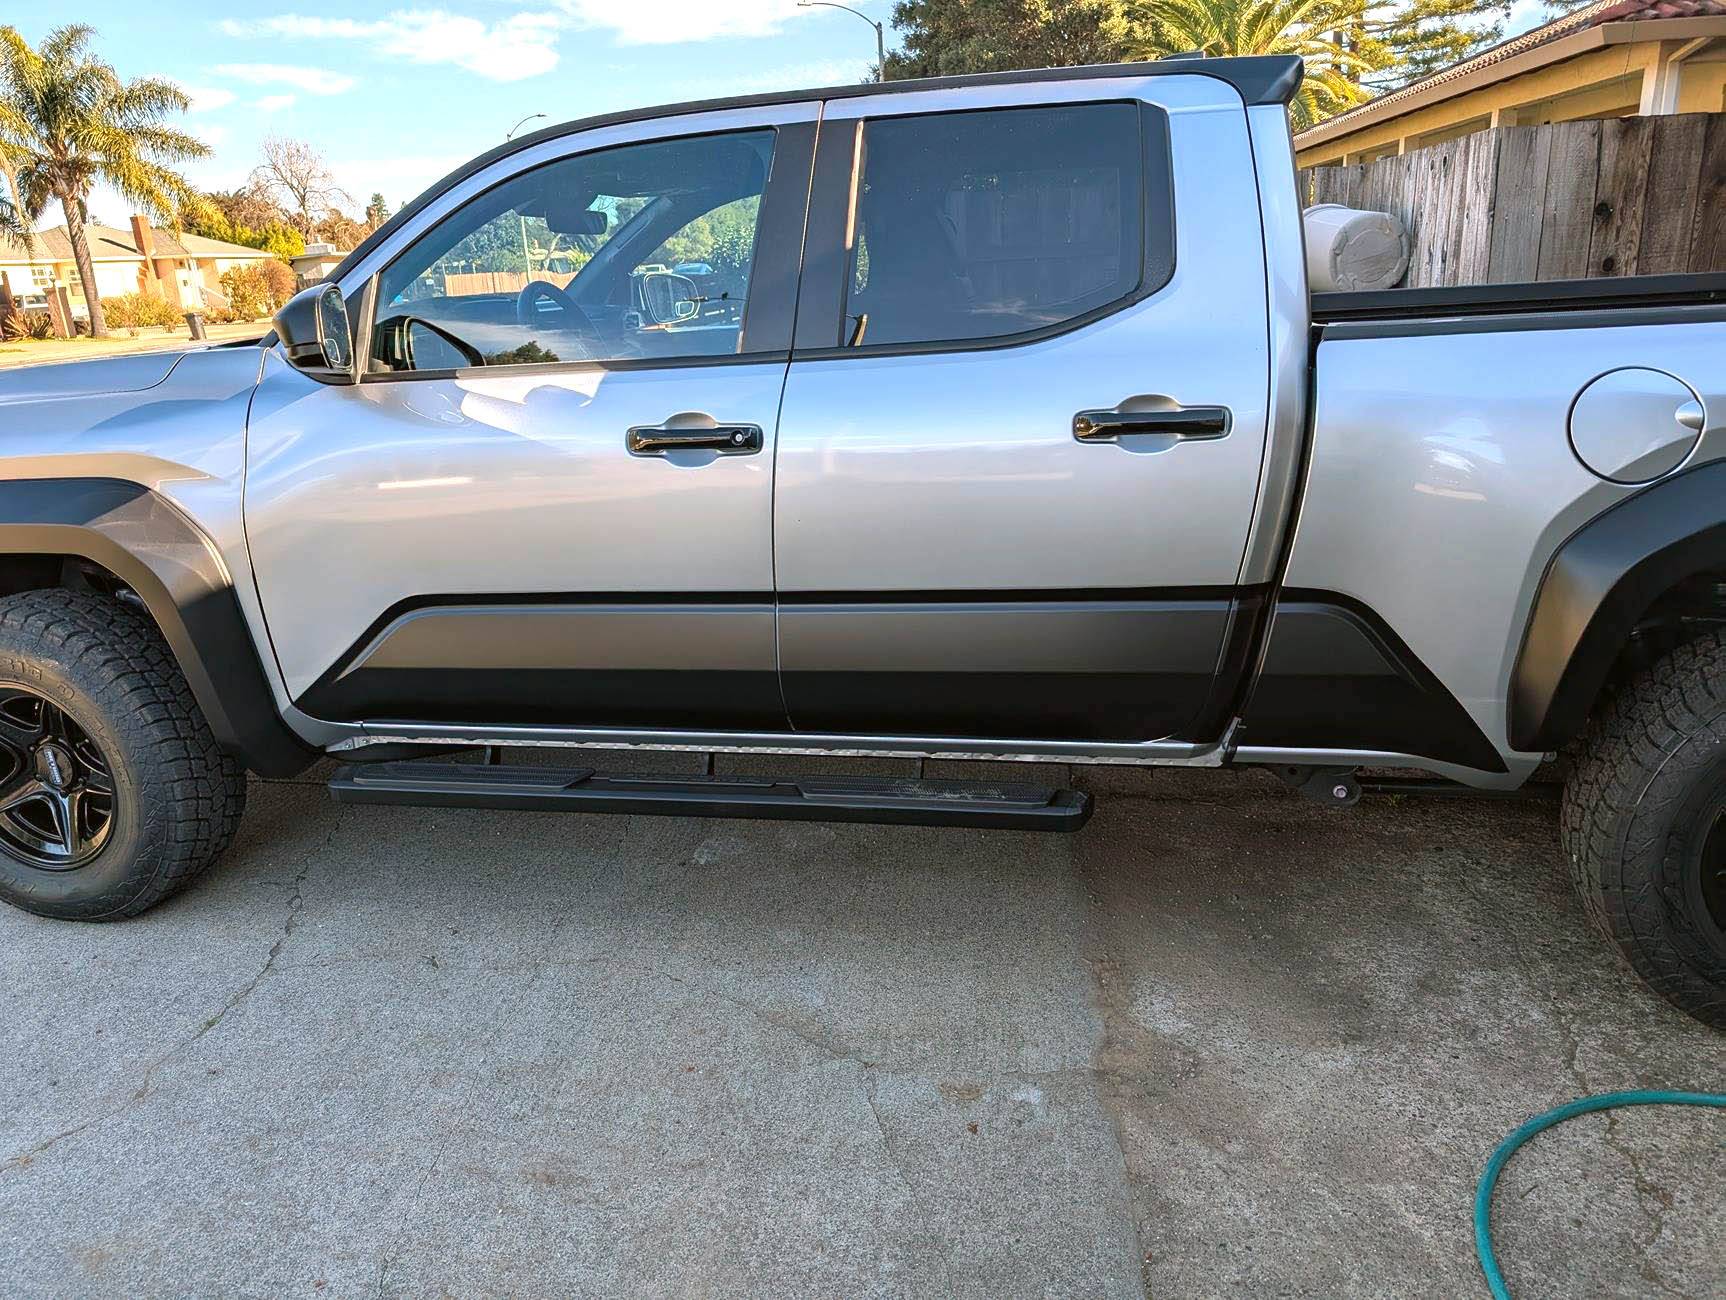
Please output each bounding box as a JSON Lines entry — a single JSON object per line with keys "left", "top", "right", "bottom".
{"left": 0, "top": 589, "right": 245, "bottom": 921}
{"left": 1562, "top": 631, "right": 1726, "bottom": 1028}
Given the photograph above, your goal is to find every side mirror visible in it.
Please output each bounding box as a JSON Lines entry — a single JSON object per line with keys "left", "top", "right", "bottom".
{"left": 274, "top": 283, "right": 356, "bottom": 382}
{"left": 639, "top": 271, "right": 701, "bottom": 326}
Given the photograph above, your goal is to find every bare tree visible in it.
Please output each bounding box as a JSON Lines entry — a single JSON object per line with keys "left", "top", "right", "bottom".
{"left": 250, "top": 135, "right": 350, "bottom": 235}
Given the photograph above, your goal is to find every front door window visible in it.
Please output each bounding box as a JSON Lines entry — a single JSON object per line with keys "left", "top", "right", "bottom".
{"left": 370, "top": 129, "right": 775, "bottom": 372}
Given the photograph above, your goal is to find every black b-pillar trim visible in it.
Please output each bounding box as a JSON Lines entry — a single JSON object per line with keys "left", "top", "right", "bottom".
{"left": 1240, "top": 590, "right": 1506, "bottom": 773}
{"left": 0, "top": 478, "right": 313, "bottom": 777}
{"left": 1512, "top": 461, "right": 1726, "bottom": 753}
{"left": 735, "top": 120, "right": 815, "bottom": 355}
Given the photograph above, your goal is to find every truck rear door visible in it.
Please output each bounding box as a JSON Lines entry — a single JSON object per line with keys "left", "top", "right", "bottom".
{"left": 772, "top": 75, "right": 1271, "bottom": 742}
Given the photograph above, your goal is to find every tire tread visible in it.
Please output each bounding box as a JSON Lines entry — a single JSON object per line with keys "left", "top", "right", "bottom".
{"left": 0, "top": 589, "right": 244, "bottom": 920}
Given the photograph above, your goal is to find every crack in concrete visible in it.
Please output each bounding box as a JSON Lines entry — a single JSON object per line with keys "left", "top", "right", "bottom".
{"left": 0, "top": 819, "right": 330, "bottom": 1176}
{"left": 371, "top": 958, "right": 551, "bottom": 1300}
{"left": 1068, "top": 816, "right": 1157, "bottom": 1300}
{"left": 370, "top": 870, "right": 599, "bottom": 1299}
{"left": 1602, "top": 1110, "right": 1684, "bottom": 1298}
{"left": 860, "top": 1067, "right": 959, "bottom": 1300}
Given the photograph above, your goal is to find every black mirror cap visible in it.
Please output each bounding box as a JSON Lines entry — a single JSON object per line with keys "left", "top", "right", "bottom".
{"left": 274, "top": 283, "right": 356, "bottom": 381}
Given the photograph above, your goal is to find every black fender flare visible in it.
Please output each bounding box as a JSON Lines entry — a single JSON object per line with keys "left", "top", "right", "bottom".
{"left": 1511, "top": 461, "right": 1726, "bottom": 753}
{"left": 0, "top": 478, "right": 313, "bottom": 777}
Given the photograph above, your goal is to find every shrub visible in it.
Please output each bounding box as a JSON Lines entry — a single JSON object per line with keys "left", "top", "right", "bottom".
{"left": 261, "top": 258, "right": 297, "bottom": 308}
{"left": 100, "top": 291, "right": 182, "bottom": 336}
{"left": 0, "top": 308, "right": 52, "bottom": 341}
{"left": 219, "top": 264, "right": 272, "bottom": 321}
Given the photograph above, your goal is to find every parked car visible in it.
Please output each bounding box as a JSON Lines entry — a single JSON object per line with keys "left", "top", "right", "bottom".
{"left": 0, "top": 56, "right": 1722, "bottom": 1025}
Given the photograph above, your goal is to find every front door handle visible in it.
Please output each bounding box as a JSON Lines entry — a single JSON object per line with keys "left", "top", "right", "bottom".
{"left": 1073, "top": 406, "right": 1232, "bottom": 442}
{"left": 626, "top": 423, "right": 763, "bottom": 455}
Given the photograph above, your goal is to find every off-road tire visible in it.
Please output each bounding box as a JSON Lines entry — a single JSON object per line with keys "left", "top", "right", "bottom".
{"left": 0, "top": 588, "right": 245, "bottom": 920}
{"left": 1561, "top": 630, "right": 1726, "bottom": 1028}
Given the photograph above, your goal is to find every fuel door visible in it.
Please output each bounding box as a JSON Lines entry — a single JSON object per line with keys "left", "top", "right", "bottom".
{"left": 1569, "top": 367, "right": 1706, "bottom": 484}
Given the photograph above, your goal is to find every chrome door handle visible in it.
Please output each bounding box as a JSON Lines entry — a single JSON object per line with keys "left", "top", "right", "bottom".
{"left": 626, "top": 423, "right": 763, "bottom": 455}
{"left": 1676, "top": 399, "right": 1705, "bottom": 433}
{"left": 1073, "top": 406, "right": 1232, "bottom": 442}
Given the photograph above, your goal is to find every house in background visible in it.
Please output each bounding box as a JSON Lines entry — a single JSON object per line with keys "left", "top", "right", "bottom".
{"left": 289, "top": 242, "right": 350, "bottom": 287}
{"left": 0, "top": 215, "right": 269, "bottom": 320}
{"left": 1295, "top": 0, "right": 1726, "bottom": 166}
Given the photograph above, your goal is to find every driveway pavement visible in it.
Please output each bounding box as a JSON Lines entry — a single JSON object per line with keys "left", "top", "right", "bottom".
{"left": 1, "top": 757, "right": 1722, "bottom": 1298}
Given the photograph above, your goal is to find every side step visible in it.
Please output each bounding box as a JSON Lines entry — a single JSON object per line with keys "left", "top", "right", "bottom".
{"left": 329, "top": 762, "right": 1092, "bottom": 832}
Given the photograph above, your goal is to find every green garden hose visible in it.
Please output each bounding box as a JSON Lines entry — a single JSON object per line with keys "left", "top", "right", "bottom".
{"left": 1475, "top": 1090, "right": 1726, "bottom": 1299}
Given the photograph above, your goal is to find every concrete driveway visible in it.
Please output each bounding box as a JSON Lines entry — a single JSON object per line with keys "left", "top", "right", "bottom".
{"left": 2, "top": 757, "right": 1722, "bottom": 1298}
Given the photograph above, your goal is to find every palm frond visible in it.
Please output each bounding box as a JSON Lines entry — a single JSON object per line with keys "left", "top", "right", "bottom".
{"left": 1128, "top": 0, "right": 1390, "bottom": 125}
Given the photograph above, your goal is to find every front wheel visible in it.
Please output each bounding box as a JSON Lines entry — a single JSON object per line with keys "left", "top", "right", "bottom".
{"left": 0, "top": 589, "right": 245, "bottom": 921}
{"left": 1562, "top": 631, "right": 1726, "bottom": 1028}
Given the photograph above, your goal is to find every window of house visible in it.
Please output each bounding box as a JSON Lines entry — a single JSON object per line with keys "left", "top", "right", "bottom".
{"left": 370, "top": 129, "right": 774, "bottom": 373}
{"left": 840, "top": 103, "right": 1164, "bottom": 350}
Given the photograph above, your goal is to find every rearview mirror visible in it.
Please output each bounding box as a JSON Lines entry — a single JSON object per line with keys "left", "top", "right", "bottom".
{"left": 274, "top": 283, "right": 356, "bottom": 382}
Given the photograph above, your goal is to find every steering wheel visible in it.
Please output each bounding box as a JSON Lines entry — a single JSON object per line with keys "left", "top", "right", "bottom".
{"left": 515, "top": 278, "right": 599, "bottom": 343}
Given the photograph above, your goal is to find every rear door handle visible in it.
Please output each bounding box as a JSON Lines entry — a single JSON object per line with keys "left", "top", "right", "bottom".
{"left": 626, "top": 423, "right": 763, "bottom": 455}
{"left": 1073, "top": 406, "right": 1231, "bottom": 442}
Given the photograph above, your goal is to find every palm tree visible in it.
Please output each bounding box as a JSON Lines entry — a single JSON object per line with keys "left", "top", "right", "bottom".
{"left": 1131, "top": 0, "right": 1386, "bottom": 128}
{"left": 0, "top": 24, "right": 208, "bottom": 337}
{"left": 0, "top": 154, "right": 24, "bottom": 241}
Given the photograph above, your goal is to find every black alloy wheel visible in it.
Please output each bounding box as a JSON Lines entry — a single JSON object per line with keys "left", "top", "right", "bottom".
{"left": 0, "top": 687, "right": 116, "bottom": 869}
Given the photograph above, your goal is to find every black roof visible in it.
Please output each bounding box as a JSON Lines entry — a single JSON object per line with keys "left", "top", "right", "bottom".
{"left": 332, "top": 55, "right": 1302, "bottom": 284}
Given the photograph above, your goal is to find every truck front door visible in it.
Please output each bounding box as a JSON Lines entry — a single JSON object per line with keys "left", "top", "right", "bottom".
{"left": 772, "top": 77, "right": 1272, "bottom": 742}
{"left": 244, "top": 105, "right": 815, "bottom": 734}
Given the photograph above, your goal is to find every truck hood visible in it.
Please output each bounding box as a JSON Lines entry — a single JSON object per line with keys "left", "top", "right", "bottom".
{"left": 0, "top": 351, "right": 191, "bottom": 406}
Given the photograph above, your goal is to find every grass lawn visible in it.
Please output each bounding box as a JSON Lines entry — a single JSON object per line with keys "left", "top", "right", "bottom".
{"left": 0, "top": 320, "right": 268, "bottom": 368}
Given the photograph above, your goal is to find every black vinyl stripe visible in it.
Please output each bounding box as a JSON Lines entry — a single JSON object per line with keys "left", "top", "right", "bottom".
{"left": 1238, "top": 589, "right": 1506, "bottom": 772}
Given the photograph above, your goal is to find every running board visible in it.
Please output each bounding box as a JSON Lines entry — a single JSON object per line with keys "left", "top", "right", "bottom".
{"left": 328, "top": 762, "right": 1092, "bottom": 831}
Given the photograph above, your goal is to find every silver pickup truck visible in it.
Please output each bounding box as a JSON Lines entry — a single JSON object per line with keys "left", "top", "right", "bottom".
{"left": 1, "top": 55, "right": 1723, "bottom": 1025}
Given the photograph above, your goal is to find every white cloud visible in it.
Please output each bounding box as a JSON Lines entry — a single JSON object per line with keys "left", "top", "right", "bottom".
{"left": 330, "top": 153, "right": 468, "bottom": 208}
{"left": 732, "top": 57, "right": 869, "bottom": 92}
{"left": 167, "top": 80, "right": 238, "bottom": 113}
{"left": 255, "top": 93, "right": 298, "bottom": 113}
{"left": 219, "top": 11, "right": 562, "bottom": 82}
{"left": 556, "top": 0, "right": 810, "bottom": 45}
{"left": 212, "top": 63, "right": 357, "bottom": 94}
{"left": 1505, "top": 0, "right": 1549, "bottom": 37}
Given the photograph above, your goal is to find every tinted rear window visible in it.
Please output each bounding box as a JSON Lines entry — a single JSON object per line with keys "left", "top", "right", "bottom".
{"left": 843, "top": 103, "right": 1152, "bottom": 349}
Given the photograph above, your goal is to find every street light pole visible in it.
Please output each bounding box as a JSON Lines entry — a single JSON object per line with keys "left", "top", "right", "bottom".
{"left": 796, "top": 0, "right": 888, "bottom": 80}
{"left": 504, "top": 115, "right": 548, "bottom": 280}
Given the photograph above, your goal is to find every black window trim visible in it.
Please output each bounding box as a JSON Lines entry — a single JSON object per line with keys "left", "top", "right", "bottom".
{"left": 791, "top": 100, "right": 1177, "bottom": 362}
{"left": 354, "top": 121, "right": 815, "bottom": 384}
{"left": 331, "top": 57, "right": 1297, "bottom": 291}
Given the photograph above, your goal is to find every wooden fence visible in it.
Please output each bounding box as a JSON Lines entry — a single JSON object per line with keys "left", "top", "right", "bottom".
{"left": 1302, "top": 112, "right": 1726, "bottom": 287}
{"left": 440, "top": 269, "right": 577, "bottom": 296}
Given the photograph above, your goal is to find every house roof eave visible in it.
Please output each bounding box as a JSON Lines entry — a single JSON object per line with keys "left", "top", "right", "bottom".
{"left": 1294, "top": 12, "right": 1726, "bottom": 150}
{"left": 1294, "top": 26, "right": 1610, "bottom": 147}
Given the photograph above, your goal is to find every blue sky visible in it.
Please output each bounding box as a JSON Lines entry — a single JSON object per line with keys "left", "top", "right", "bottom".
{"left": 15, "top": 2, "right": 886, "bottom": 226}
{"left": 21, "top": 1, "right": 1554, "bottom": 231}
